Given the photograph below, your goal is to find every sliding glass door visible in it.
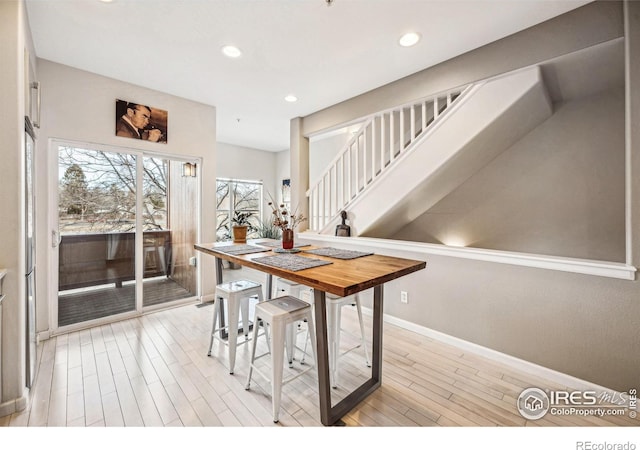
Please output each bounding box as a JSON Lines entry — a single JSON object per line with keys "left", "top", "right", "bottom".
{"left": 55, "top": 143, "right": 199, "bottom": 329}
{"left": 142, "top": 157, "right": 198, "bottom": 307}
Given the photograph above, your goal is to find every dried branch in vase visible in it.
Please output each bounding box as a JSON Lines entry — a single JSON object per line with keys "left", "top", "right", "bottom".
{"left": 267, "top": 192, "right": 306, "bottom": 231}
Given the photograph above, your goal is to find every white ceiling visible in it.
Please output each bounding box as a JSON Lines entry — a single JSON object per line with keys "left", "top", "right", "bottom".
{"left": 25, "top": 0, "right": 592, "bottom": 152}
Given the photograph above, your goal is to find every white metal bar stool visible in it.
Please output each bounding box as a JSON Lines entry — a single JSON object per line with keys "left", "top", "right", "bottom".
{"left": 277, "top": 278, "right": 370, "bottom": 387}
{"left": 274, "top": 277, "right": 313, "bottom": 367}
{"left": 245, "top": 295, "right": 316, "bottom": 423}
{"left": 208, "top": 279, "right": 264, "bottom": 374}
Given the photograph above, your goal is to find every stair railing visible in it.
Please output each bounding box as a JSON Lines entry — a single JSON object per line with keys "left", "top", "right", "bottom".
{"left": 307, "top": 84, "right": 473, "bottom": 232}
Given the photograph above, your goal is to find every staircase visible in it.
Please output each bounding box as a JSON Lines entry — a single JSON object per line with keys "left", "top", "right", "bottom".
{"left": 307, "top": 84, "right": 471, "bottom": 232}
{"left": 306, "top": 66, "right": 553, "bottom": 237}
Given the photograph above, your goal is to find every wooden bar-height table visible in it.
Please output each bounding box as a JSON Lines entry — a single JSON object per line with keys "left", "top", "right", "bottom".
{"left": 195, "top": 240, "right": 426, "bottom": 426}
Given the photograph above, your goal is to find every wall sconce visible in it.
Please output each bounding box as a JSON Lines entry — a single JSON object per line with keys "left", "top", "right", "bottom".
{"left": 182, "top": 162, "right": 197, "bottom": 177}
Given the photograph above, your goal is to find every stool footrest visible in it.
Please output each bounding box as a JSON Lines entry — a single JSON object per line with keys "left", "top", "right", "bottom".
{"left": 247, "top": 361, "right": 315, "bottom": 388}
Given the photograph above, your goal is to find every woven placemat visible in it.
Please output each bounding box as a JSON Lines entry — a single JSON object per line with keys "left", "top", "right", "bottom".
{"left": 257, "top": 240, "right": 312, "bottom": 249}
{"left": 252, "top": 254, "right": 333, "bottom": 272}
{"left": 303, "top": 247, "right": 373, "bottom": 260}
{"left": 214, "top": 244, "right": 270, "bottom": 255}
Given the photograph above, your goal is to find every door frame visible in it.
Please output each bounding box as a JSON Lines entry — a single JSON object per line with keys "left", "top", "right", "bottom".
{"left": 48, "top": 138, "right": 201, "bottom": 335}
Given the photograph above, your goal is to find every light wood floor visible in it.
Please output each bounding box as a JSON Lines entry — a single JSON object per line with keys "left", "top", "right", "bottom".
{"left": 1, "top": 294, "right": 636, "bottom": 428}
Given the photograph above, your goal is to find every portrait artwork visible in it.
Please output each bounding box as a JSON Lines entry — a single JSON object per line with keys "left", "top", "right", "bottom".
{"left": 282, "top": 178, "right": 291, "bottom": 203}
{"left": 115, "top": 99, "right": 168, "bottom": 143}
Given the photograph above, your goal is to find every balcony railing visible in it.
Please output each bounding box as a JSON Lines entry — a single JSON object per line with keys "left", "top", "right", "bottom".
{"left": 58, "top": 230, "right": 172, "bottom": 291}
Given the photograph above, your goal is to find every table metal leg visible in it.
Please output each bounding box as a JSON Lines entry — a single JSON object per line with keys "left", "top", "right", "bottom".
{"left": 266, "top": 274, "right": 273, "bottom": 300}
{"left": 313, "top": 289, "right": 332, "bottom": 425}
{"left": 314, "top": 285, "right": 384, "bottom": 425}
{"left": 371, "top": 284, "right": 383, "bottom": 382}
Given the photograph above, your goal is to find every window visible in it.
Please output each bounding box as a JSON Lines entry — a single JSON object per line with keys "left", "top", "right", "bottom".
{"left": 216, "top": 178, "right": 262, "bottom": 241}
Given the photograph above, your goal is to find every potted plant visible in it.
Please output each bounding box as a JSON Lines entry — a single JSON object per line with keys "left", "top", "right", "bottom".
{"left": 230, "top": 210, "right": 254, "bottom": 244}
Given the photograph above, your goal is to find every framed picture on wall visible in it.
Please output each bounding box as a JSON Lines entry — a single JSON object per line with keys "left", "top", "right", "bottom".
{"left": 282, "top": 178, "right": 291, "bottom": 204}
{"left": 281, "top": 178, "right": 291, "bottom": 214}
{"left": 115, "top": 99, "right": 168, "bottom": 143}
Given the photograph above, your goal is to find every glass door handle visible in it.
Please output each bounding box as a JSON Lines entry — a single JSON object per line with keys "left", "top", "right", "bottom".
{"left": 30, "top": 81, "right": 41, "bottom": 129}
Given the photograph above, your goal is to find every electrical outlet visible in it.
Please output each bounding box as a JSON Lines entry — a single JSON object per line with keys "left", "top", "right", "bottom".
{"left": 189, "top": 256, "right": 197, "bottom": 266}
{"left": 400, "top": 291, "right": 408, "bottom": 304}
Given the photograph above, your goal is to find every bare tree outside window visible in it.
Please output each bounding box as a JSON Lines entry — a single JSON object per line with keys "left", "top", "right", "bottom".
{"left": 216, "top": 178, "right": 262, "bottom": 241}
{"left": 58, "top": 147, "right": 167, "bottom": 234}
{"left": 60, "top": 163, "right": 91, "bottom": 218}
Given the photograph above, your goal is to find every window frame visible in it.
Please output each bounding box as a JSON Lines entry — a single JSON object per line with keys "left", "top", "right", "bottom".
{"left": 216, "top": 178, "right": 263, "bottom": 241}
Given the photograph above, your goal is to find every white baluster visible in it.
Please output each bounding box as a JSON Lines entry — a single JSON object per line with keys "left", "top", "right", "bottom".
{"left": 328, "top": 166, "right": 333, "bottom": 220}
{"left": 335, "top": 164, "right": 339, "bottom": 218}
{"left": 333, "top": 164, "right": 338, "bottom": 217}
{"left": 346, "top": 144, "right": 352, "bottom": 201}
{"left": 371, "top": 118, "right": 377, "bottom": 180}
{"left": 314, "top": 187, "right": 318, "bottom": 231}
{"left": 399, "top": 108, "right": 405, "bottom": 153}
{"left": 339, "top": 160, "right": 343, "bottom": 210}
{"left": 421, "top": 101, "right": 427, "bottom": 132}
{"left": 308, "top": 189, "right": 314, "bottom": 230}
{"left": 317, "top": 186, "right": 321, "bottom": 230}
{"left": 311, "top": 185, "right": 315, "bottom": 230}
{"left": 410, "top": 105, "right": 416, "bottom": 144}
{"left": 321, "top": 176, "right": 326, "bottom": 229}
{"left": 390, "top": 111, "right": 395, "bottom": 162}
{"left": 341, "top": 153, "right": 346, "bottom": 208}
{"left": 325, "top": 173, "right": 330, "bottom": 228}
{"left": 326, "top": 172, "right": 330, "bottom": 226}
{"left": 354, "top": 141, "right": 359, "bottom": 194}
{"left": 363, "top": 129, "right": 368, "bottom": 187}
{"left": 380, "top": 114, "right": 386, "bottom": 171}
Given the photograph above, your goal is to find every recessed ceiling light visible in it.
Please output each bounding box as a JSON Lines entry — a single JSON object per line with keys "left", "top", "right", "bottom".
{"left": 399, "top": 32, "right": 421, "bottom": 47}
{"left": 99, "top": 0, "right": 114, "bottom": 3}
{"left": 284, "top": 95, "right": 298, "bottom": 103}
{"left": 221, "top": 45, "right": 242, "bottom": 58}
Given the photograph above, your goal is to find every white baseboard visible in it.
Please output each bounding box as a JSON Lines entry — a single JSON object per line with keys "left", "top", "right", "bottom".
{"left": 0, "top": 389, "right": 28, "bottom": 418}
{"left": 37, "top": 330, "right": 51, "bottom": 343}
{"left": 201, "top": 293, "right": 216, "bottom": 303}
{"left": 361, "top": 306, "right": 616, "bottom": 394}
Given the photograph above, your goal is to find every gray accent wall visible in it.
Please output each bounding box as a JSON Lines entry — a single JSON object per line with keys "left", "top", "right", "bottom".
{"left": 374, "top": 247, "right": 639, "bottom": 391}
{"left": 295, "top": 1, "right": 640, "bottom": 391}
{"left": 216, "top": 141, "right": 279, "bottom": 223}
{"left": 390, "top": 88, "right": 626, "bottom": 262}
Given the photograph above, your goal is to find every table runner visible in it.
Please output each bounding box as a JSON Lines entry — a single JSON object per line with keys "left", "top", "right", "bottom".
{"left": 303, "top": 247, "right": 373, "bottom": 260}
{"left": 214, "top": 244, "right": 270, "bottom": 255}
{"left": 252, "top": 254, "right": 333, "bottom": 271}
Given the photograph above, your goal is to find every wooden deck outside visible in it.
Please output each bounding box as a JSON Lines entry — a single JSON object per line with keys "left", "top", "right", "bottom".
{"left": 58, "top": 278, "right": 193, "bottom": 327}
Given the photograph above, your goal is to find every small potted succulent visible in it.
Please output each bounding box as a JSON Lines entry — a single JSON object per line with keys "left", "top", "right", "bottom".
{"left": 230, "top": 210, "right": 254, "bottom": 244}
